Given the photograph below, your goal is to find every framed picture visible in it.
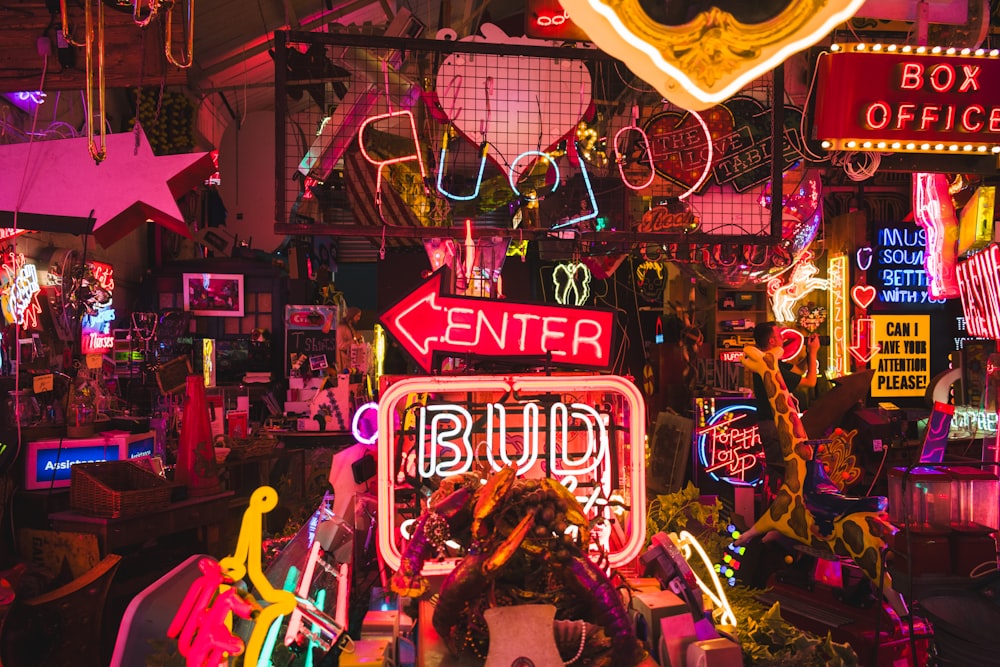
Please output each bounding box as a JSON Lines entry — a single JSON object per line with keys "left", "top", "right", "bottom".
{"left": 182, "top": 273, "right": 244, "bottom": 317}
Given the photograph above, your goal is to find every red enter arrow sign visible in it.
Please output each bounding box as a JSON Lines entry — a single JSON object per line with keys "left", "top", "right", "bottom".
{"left": 379, "top": 270, "right": 615, "bottom": 373}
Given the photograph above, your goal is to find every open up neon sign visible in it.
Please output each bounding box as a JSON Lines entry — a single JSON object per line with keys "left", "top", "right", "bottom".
{"left": 376, "top": 374, "right": 646, "bottom": 574}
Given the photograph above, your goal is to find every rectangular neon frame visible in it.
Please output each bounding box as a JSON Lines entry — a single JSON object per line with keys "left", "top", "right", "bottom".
{"left": 828, "top": 255, "right": 849, "bottom": 378}
{"left": 377, "top": 374, "right": 646, "bottom": 574}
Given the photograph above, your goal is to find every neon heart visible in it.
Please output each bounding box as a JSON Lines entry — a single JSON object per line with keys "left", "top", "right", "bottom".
{"left": 434, "top": 24, "right": 591, "bottom": 181}
{"left": 644, "top": 106, "right": 734, "bottom": 193}
{"left": 851, "top": 285, "right": 877, "bottom": 310}
{"left": 779, "top": 328, "right": 804, "bottom": 362}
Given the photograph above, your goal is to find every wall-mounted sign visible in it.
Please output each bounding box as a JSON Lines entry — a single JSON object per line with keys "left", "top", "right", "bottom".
{"left": 870, "top": 314, "right": 931, "bottom": 397}
{"left": 558, "top": 0, "right": 864, "bottom": 111}
{"left": 285, "top": 305, "right": 338, "bottom": 376}
{"left": 870, "top": 222, "right": 947, "bottom": 307}
{"left": 694, "top": 398, "right": 763, "bottom": 487}
{"left": 816, "top": 45, "right": 1000, "bottom": 155}
{"left": 1, "top": 251, "right": 41, "bottom": 328}
{"left": 24, "top": 431, "right": 156, "bottom": 490}
{"left": 376, "top": 374, "right": 646, "bottom": 573}
{"left": 380, "top": 270, "right": 614, "bottom": 372}
{"left": 956, "top": 243, "right": 1000, "bottom": 340}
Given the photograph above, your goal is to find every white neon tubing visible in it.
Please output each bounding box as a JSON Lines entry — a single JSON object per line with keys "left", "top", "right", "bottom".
{"left": 677, "top": 110, "right": 713, "bottom": 200}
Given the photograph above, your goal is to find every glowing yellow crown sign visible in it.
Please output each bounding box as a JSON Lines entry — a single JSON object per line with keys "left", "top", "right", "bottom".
{"left": 559, "top": 0, "right": 864, "bottom": 111}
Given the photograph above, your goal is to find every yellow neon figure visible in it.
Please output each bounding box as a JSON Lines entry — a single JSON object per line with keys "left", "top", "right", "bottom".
{"left": 219, "top": 486, "right": 297, "bottom": 667}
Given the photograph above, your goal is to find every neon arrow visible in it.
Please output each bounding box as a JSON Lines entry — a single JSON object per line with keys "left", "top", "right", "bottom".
{"left": 379, "top": 270, "right": 615, "bottom": 373}
{"left": 849, "top": 317, "right": 880, "bottom": 364}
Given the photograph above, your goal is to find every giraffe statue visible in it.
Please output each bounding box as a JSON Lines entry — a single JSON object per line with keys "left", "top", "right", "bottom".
{"left": 734, "top": 345, "right": 908, "bottom": 617}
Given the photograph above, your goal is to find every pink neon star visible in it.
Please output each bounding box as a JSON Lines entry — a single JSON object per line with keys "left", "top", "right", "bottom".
{"left": 0, "top": 126, "right": 215, "bottom": 247}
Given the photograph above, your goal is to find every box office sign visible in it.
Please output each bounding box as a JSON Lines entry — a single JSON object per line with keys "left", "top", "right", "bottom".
{"left": 815, "top": 46, "right": 1000, "bottom": 154}
{"left": 376, "top": 374, "right": 646, "bottom": 574}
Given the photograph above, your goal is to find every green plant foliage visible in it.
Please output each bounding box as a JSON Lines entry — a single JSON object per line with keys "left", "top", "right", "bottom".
{"left": 643, "top": 485, "right": 858, "bottom": 666}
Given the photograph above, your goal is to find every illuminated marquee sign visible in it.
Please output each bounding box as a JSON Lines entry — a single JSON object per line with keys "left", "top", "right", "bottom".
{"left": 957, "top": 244, "right": 1000, "bottom": 340}
{"left": 816, "top": 45, "right": 1000, "bottom": 154}
{"left": 694, "top": 398, "right": 763, "bottom": 487}
{"left": 380, "top": 270, "right": 614, "bottom": 372}
{"left": 376, "top": 374, "right": 646, "bottom": 573}
{"left": 870, "top": 315, "right": 931, "bottom": 397}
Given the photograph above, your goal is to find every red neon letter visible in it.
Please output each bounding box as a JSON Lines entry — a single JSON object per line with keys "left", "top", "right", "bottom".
{"left": 989, "top": 107, "right": 1000, "bottom": 133}
{"left": 866, "top": 102, "right": 890, "bottom": 130}
{"left": 920, "top": 106, "right": 940, "bottom": 130}
{"left": 929, "top": 64, "right": 955, "bottom": 93}
{"left": 896, "top": 104, "right": 916, "bottom": 129}
{"left": 899, "top": 62, "right": 923, "bottom": 89}
{"left": 960, "top": 65, "right": 981, "bottom": 92}
{"left": 962, "top": 105, "right": 985, "bottom": 132}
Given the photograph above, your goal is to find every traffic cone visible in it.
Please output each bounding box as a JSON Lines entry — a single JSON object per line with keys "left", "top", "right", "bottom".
{"left": 175, "top": 375, "right": 221, "bottom": 496}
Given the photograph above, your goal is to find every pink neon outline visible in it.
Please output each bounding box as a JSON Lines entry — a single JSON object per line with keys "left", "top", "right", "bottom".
{"left": 358, "top": 110, "right": 427, "bottom": 199}
{"left": 912, "top": 173, "right": 960, "bottom": 299}
{"left": 613, "top": 125, "right": 655, "bottom": 190}
{"left": 849, "top": 317, "right": 881, "bottom": 363}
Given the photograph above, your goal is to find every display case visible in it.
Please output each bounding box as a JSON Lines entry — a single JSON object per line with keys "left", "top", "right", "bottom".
{"left": 948, "top": 466, "right": 998, "bottom": 532}
{"left": 715, "top": 287, "right": 766, "bottom": 360}
{"left": 888, "top": 466, "right": 954, "bottom": 532}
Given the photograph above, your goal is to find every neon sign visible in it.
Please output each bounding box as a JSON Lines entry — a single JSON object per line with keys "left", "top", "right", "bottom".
{"left": 912, "top": 173, "right": 960, "bottom": 299}
{"left": 552, "top": 261, "right": 592, "bottom": 306}
{"left": 956, "top": 244, "right": 1000, "bottom": 340}
{"left": 559, "top": 0, "right": 864, "bottom": 111}
{"left": 1, "top": 251, "right": 41, "bottom": 328}
{"left": 80, "top": 260, "right": 116, "bottom": 355}
{"left": 380, "top": 270, "right": 614, "bottom": 372}
{"left": 816, "top": 45, "right": 1000, "bottom": 154}
{"left": 377, "top": 374, "right": 646, "bottom": 573}
{"left": 694, "top": 398, "right": 763, "bottom": 487}
{"left": 828, "top": 255, "right": 849, "bottom": 378}
{"left": 872, "top": 223, "right": 947, "bottom": 306}
{"left": 767, "top": 251, "right": 827, "bottom": 323}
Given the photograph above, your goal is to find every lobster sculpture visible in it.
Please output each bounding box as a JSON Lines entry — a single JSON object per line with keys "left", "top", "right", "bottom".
{"left": 391, "top": 467, "right": 646, "bottom": 666}
{"left": 734, "top": 345, "right": 908, "bottom": 617}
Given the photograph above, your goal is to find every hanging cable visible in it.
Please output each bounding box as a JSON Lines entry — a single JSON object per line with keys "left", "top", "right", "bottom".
{"left": 83, "top": 0, "right": 107, "bottom": 163}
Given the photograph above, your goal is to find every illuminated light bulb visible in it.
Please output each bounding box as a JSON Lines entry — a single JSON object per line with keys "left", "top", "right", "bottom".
{"left": 873, "top": 44, "right": 882, "bottom": 51}
{"left": 862, "top": 141, "right": 872, "bottom": 148}
{"left": 992, "top": 50, "right": 1000, "bottom": 57}
{"left": 964, "top": 145, "right": 973, "bottom": 152}
{"left": 831, "top": 44, "right": 842, "bottom": 51}
{"left": 876, "top": 142, "right": 887, "bottom": 149}
{"left": 856, "top": 44, "right": 865, "bottom": 51}
{"left": 977, "top": 146, "right": 988, "bottom": 153}
{"left": 932, "top": 46, "right": 942, "bottom": 53}
{"left": 975, "top": 49, "right": 984, "bottom": 56}
{"left": 993, "top": 146, "right": 1000, "bottom": 154}
{"left": 902, "top": 45, "right": 912, "bottom": 52}
{"left": 920, "top": 143, "right": 930, "bottom": 150}
{"left": 891, "top": 142, "right": 901, "bottom": 149}
{"left": 906, "top": 143, "right": 916, "bottom": 150}
{"left": 935, "top": 144, "right": 944, "bottom": 151}
{"left": 916, "top": 46, "right": 926, "bottom": 53}
{"left": 949, "top": 145, "right": 958, "bottom": 151}
{"left": 846, "top": 140, "right": 857, "bottom": 148}
{"left": 821, "top": 140, "right": 831, "bottom": 148}
{"left": 960, "top": 48, "right": 970, "bottom": 55}
{"left": 887, "top": 44, "right": 897, "bottom": 51}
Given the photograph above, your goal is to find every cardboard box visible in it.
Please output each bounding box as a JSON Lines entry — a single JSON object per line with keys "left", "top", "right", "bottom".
{"left": 631, "top": 589, "right": 689, "bottom": 661}
{"left": 685, "top": 637, "right": 743, "bottom": 667}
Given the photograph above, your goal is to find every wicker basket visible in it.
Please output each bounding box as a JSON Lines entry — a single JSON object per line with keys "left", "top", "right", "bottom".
{"left": 70, "top": 460, "right": 174, "bottom": 518}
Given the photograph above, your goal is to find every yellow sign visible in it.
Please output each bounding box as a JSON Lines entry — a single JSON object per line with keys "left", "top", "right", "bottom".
{"left": 32, "top": 373, "right": 54, "bottom": 393}
{"left": 871, "top": 315, "right": 930, "bottom": 397}
{"left": 558, "top": 0, "right": 864, "bottom": 110}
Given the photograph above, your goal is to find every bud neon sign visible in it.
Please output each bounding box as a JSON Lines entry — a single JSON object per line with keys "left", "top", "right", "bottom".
{"left": 377, "top": 374, "right": 646, "bottom": 574}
